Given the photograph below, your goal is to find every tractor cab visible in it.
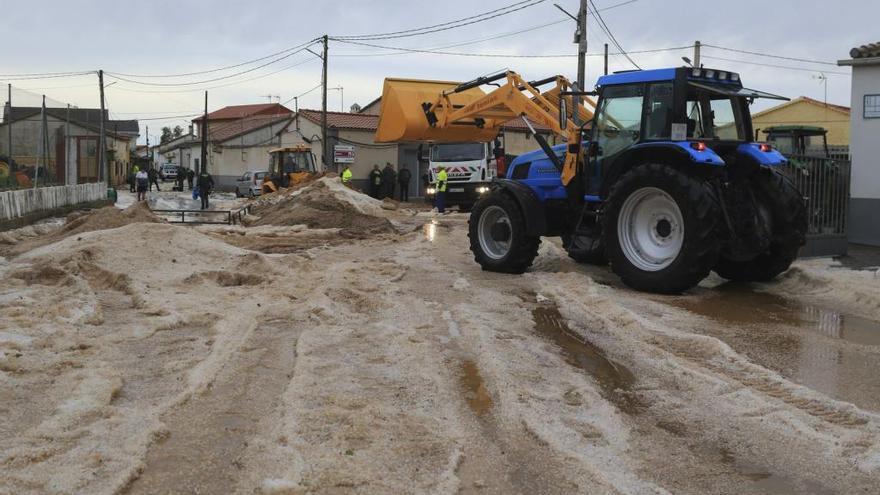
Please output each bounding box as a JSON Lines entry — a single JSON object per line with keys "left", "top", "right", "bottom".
{"left": 761, "top": 125, "right": 830, "bottom": 158}
{"left": 586, "top": 67, "right": 789, "bottom": 195}
{"left": 262, "top": 145, "right": 318, "bottom": 193}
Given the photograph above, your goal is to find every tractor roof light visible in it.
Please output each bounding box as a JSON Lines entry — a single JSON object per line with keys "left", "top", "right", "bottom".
{"left": 718, "top": 71, "right": 728, "bottom": 80}
{"left": 692, "top": 68, "right": 702, "bottom": 78}
{"left": 690, "top": 142, "right": 707, "bottom": 152}
{"left": 704, "top": 70, "right": 716, "bottom": 79}
{"left": 730, "top": 73, "right": 740, "bottom": 82}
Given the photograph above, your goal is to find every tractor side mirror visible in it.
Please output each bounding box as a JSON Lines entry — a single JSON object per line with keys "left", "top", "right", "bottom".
{"left": 558, "top": 98, "right": 568, "bottom": 129}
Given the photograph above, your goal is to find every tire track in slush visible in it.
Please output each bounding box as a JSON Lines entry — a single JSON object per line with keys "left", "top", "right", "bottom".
{"left": 124, "top": 319, "right": 300, "bottom": 495}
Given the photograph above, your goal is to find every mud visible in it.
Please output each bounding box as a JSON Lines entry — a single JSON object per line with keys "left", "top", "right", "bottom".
{"left": 669, "top": 283, "right": 880, "bottom": 412}
{"left": 460, "top": 360, "right": 493, "bottom": 417}
{"left": 530, "top": 300, "right": 639, "bottom": 413}
{"left": 718, "top": 448, "right": 835, "bottom": 495}
{"left": 248, "top": 180, "right": 395, "bottom": 236}
{"left": 3, "top": 202, "right": 162, "bottom": 257}
{"left": 125, "top": 319, "right": 300, "bottom": 494}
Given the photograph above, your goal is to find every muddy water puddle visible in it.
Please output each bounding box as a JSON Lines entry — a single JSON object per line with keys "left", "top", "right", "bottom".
{"left": 530, "top": 301, "right": 639, "bottom": 413}
{"left": 674, "top": 283, "right": 880, "bottom": 347}
{"left": 669, "top": 283, "right": 880, "bottom": 412}
{"left": 718, "top": 448, "right": 835, "bottom": 495}
{"left": 460, "top": 360, "right": 493, "bottom": 416}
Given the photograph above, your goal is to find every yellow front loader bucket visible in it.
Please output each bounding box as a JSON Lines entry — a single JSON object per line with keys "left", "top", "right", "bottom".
{"left": 375, "top": 78, "right": 502, "bottom": 143}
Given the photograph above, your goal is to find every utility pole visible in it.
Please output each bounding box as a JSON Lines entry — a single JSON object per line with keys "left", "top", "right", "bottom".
{"left": 98, "top": 69, "right": 107, "bottom": 185}
{"left": 35, "top": 95, "right": 45, "bottom": 189}
{"left": 201, "top": 91, "right": 208, "bottom": 174}
{"left": 6, "top": 84, "right": 11, "bottom": 161}
{"left": 321, "top": 34, "right": 329, "bottom": 172}
{"left": 65, "top": 104, "right": 70, "bottom": 185}
{"left": 693, "top": 40, "right": 701, "bottom": 69}
{"left": 604, "top": 43, "right": 609, "bottom": 75}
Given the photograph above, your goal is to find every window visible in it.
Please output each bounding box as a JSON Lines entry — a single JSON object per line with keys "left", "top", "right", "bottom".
{"left": 595, "top": 84, "right": 644, "bottom": 157}
{"left": 645, "top": 83, "right": 673, "bottom": 139}
{"left": 709, "top": 98, "right": 742, "bottom": 140}
{"left": 431, "top": 143, "right": 485, "bottom": 162}
{"left": 865, "top": 95, "right": 880, "bottom": 119}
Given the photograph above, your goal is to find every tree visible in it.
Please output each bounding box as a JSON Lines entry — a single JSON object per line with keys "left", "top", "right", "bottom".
{"left": 160, "top": 126, "right": 173, "bottom": 145}
{"left": 173, "top": 125, "right": 184, "bottom": 139}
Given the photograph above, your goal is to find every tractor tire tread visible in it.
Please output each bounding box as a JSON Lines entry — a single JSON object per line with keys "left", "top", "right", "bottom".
{"left": 468, "top": 191, "right": 540, "bottom": 274}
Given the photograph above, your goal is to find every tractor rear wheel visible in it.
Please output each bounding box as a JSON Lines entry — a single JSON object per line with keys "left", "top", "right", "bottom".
{"left": 468, "top": 191, "right": 540, "bottom": 274}
{"left": 604, "top": 163, "right": 720, "bottom": 294}
{"left": 713, "top": 168, "right": 806, "bottom": 282}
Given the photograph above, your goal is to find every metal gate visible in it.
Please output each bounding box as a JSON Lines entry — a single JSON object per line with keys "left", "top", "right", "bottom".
{"left": 779, "top": 155, "right": 851, "bottom": 257}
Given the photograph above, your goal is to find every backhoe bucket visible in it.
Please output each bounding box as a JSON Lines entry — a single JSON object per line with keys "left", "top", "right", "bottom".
{"left": 375, "top": 78, "right": 501, "bottom": 143}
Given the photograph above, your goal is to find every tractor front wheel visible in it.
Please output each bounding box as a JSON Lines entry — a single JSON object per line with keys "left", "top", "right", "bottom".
{"left": 604, "top": 163, "right": 720, "bottom": 294}
{"left": 468, "top": 191, "right": 540, "bottom": 274}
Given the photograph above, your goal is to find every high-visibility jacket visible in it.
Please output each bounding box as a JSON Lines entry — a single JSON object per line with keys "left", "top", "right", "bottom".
{"left": 342, "top": 168, "right": 353, "bottom": 183}
{"left": 436, "top": 169, "right": 448, "bottom": 192}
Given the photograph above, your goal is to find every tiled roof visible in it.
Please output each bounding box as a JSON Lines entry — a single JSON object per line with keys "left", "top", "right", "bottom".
{"left": 850, "top": 42, "right": 880, "bottom": 59}
{"left": 210, "top": 114, "right": 292, "bottom": 142}
{"left": 299, "top": 109, "right": 380, "bottom": 130}
{"left": 194, "top": 103, "right": 292, "bottom": 122}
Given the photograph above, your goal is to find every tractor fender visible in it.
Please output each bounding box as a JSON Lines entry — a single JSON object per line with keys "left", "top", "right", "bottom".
{"left": 493, "top": 179, "right": 548, "bottom": 236}
{"left": 601, "top": 142, "right": 724, "bottom": 196}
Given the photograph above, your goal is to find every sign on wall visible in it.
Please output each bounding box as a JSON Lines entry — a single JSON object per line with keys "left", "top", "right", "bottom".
{"left": 333, "top": 145, "right": 355, "bottom": 163}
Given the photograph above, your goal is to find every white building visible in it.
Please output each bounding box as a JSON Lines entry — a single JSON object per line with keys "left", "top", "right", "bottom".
{"left": 839, "top": 42, "right": 880, "bottom": 246}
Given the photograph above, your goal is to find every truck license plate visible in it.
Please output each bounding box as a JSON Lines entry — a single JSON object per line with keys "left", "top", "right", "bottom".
{"left": 450, "top": 188, "right": 464, "bottom": 193}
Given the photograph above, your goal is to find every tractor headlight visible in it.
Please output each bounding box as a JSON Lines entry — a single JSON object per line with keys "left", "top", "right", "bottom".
{"left": 427, "top": 187, "right": 436, "bottom": 195}
{"left": 477, "top": 186, "right": 490, "bottom": 194}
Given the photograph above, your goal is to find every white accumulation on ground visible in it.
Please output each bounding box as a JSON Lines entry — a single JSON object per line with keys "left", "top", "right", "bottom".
{"left": 1, "top": 185, "right": 879, "bottom": 494}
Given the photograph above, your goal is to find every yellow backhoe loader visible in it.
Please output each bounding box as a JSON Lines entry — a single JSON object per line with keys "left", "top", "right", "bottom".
{"left": 261, "top": 144, "right": 319, "bottom": 194}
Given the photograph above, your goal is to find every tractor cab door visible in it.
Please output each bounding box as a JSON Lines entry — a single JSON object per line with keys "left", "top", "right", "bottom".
{"left": 588, "top": 84, "right": 646, "bottom": 194}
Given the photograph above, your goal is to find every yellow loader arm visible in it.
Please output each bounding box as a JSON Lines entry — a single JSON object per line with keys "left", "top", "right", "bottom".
{"left": 375, "top": 71, "right": 594, "bottom": 186}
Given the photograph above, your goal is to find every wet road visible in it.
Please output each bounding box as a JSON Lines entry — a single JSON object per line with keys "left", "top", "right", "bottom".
{"left": 667, "top": 282, "right": 880, "bottom": 413}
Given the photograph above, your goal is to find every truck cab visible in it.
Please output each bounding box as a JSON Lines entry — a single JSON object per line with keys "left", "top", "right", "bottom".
{"left": 425, "top": 142, "right": 495, "bottom": 209}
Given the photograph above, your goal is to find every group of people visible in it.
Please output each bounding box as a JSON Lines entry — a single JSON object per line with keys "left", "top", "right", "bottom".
{"left": 129, "top": 164, "right": 214, "bottom": 210}
{"left": 368, "top": 162, "right": 412, "bottom": 201}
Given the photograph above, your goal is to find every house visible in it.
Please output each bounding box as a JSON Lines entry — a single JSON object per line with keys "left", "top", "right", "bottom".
{"left": 751, "top": 96, "right": 851, "bottom": 146}
{"left": 839, "top": 42, "right": 880, "bottom": 246}
{"left": 0, "top": 106, "right": 138, "bottom": 187}
{"left": 193, "top": 103, "right": 293, "bottom": 134}
{"left": 187, "top": 104, "right": 295, "bottom": 189}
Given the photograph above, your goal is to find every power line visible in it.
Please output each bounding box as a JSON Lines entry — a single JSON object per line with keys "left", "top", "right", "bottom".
{"left": 701, "top": 55, "right": 851, "bottom": 76}
{"left": 105, "top": 43, "right": 320, "bottom": 87}
{"left": 701, "top": 44, "right": 838, "bottom": 67}
{"left": 107, "top": 38, "right": 322, "bottom": 78}
{"left": 282, "top": 83, "right": 323, "bottom": 105}
{"left": 332, "top": 38, "right": 690, "bottom": 59}
{"left": 107, "top": 55, "right": 320, "bottom": 94}
{"left": 0, "top": 71, "right": 94, "bottom": 82}
{"left": 588, "top": 0, "right": 640, "bottom": 69}
{"left": 333, "top": 0, "right": 545, "bottom": 41}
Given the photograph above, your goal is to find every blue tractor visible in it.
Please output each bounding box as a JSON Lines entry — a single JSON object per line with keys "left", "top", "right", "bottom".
{"left": 376, "top": 68, "right": 807, "bottom": 293}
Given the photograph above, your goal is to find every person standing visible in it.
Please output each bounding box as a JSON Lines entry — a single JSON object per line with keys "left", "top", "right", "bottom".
{"left": 341, "top": 164, "right": 353, "bottom": 187}
{"left": 176, "top": 165, "right": 185, "bottom": 191}
{"left": 196, "top": 169, "right": 214, "bottom": 210}
{"left": 397, "top": 166, "right": 412, "bottom": 202}
{"left": 186, "top": 168, "right": 195, "bottom": 190}
{"left": 135, "top": 168, "right": 149, "bottom": 202}
{"left": 435, "top": 166, "right": 448, "bottom": 213}
{"left": 368, "top": 164, "right": 382, "bottom": 199}
{"left": 381, "top": 162, "right": 396, "bottom": 199}
{"left": 148, "top": 167, "right": 161, "bottom": 192}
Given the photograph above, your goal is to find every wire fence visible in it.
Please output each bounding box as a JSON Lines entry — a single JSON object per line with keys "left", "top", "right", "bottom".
{"left": 1, "top": 84, "right": 135, "bottom": 191}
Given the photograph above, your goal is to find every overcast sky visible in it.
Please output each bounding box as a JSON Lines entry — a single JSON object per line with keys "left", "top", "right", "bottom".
{"left": 2, "top": 0, "right": 876, "bottom": 144}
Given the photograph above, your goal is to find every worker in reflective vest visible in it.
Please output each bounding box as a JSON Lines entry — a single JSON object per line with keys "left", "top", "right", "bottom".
{"left": 341, "top": 165, "right": 353, "bottom": 187}
{"left": 435, "top": 166, "right": 448, "bottom": 214}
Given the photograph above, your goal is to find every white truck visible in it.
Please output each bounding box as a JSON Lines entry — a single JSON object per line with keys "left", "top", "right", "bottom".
{"left": 425, "top": 142, "right": 499, "bottom": 210}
